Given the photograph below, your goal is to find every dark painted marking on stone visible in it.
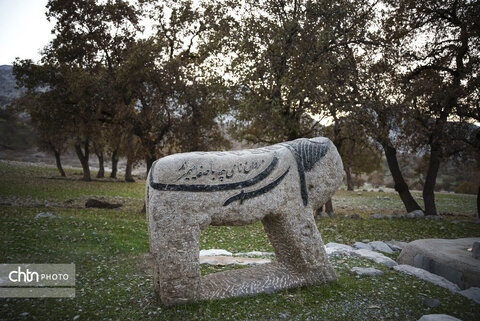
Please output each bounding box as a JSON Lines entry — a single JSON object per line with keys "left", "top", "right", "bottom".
{"left": 149, "top": 153, "right": 279, "bottom": 192}
{"left": 223, "top": 167, "right": 290, "bottom": 206}
{"left": 280, "top": 139, "right": 329, "bottom": 206}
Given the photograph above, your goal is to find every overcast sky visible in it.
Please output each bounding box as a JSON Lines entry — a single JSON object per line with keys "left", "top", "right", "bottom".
{"left": 0, "top": 0, "right": 54, "bottom": 65}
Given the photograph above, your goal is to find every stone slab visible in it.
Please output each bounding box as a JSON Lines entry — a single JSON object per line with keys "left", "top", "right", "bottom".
{"left": 393, "top": 265, "right": 461, "bottom": 293}
{"left": 397, "top": 238, "right": 480, "bottom": 289}
{"left": 351, "top": 249, "right": 397, "bottom": 267}
{"left": 351, "top": 267, "right": 383, "bottom": 276}
{"left": 200, "top": 256, "right": 271, "bottom": 266}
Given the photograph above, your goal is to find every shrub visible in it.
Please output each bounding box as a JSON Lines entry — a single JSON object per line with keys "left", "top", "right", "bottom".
{"left": 454, "top": 181, "right": 478, "bottom": 195}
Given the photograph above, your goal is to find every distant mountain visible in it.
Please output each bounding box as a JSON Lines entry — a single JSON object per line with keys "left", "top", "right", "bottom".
{"left": 0, "top": 65, "right": 24, "bottom": 107}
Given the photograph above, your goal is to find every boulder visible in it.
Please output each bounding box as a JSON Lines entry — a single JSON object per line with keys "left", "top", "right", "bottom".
{"left": 397, "top": 238, "right": 480, "bottom": 289}
{"left": 324, "top": 242, "right": 354, "bottom": 256}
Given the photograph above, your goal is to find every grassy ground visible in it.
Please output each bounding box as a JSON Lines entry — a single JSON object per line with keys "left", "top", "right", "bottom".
{"left": 0, "top": 161, "right": 479, "bottom": 320}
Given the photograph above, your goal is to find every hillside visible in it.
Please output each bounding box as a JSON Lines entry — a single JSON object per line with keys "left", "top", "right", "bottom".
{"left": 0, "top": 65, "right": 23, "bottom": 107}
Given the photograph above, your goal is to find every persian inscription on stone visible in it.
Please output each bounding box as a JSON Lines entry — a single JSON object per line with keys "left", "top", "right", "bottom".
{"left": 175, "top": 159, "right": 265, "bottom": 182}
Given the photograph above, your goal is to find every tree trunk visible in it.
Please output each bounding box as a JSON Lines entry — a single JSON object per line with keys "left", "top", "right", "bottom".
{"left": 145, "top": 154, "right": 156, "bottom": 176}
{"left": 110, "top": 149, "right": 119, "bottom": 179}
{"left": 345, "top": 166, "right": 353, "bottom": 191}
{"left": 53, "top": 150, "right": 66, "bottom": 177}
{"left": 74, "top": 140, "right": 91, "bottom": 181}
{"left": 125, "top": 154, "right": 135, "bottom": 182}
{"left": 96, "top": 152, "right": 105, "bottom": 178}
{"left": 383, "top": 143, "right": 422, "bottom": 213}
{"left": 423, "top": 146, "right": 441, "bottom": 216}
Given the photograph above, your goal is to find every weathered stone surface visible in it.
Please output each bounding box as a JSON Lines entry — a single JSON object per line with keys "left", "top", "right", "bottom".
{"left": 417, "top": 314, "right": 462, "bottom": 321}
{"left": 393, "top": 265, "right": 460, "bottom": 293}
{"left": 369, "top": 214, "right": 383, "bottom": 219}
{"left": 352, "top": 242, "right": 372, "bottom": 251}
{"left": 146, "top": 137, "right": 343, "bottom": 305}
{"left": 85, "top": 198, "right": 122, "bottom": 209}
{"left": 351, "top": 267, "right": 383, "bottom": 277}
{"left": 458, "top": 287, "right": 480, "bottom": 304}
{"left": 369, "top": 241, "right": 394, "bottom": 254}
{"left": 397, "top": 238, "right": 480, "bottom": 289}
{"left": 351, "top": 249, "right": 397, "bottom": 267}
{"left": 233, "top": 251, "right": 275, "bottom": 257}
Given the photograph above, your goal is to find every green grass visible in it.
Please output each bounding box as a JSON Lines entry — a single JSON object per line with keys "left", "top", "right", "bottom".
{"left": 0, "top": 162, "right": 479, "bottom": 320}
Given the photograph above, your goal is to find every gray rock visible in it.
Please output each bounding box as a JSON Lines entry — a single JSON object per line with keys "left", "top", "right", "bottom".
{"left": 352, "top": 242, "right": 372, "bottom": 251}
{"left": 473, "top": 242, "right": 480, "bottom": 260}
{"left": 369, "top": 241, "right": 394, "bottom": 254}
{"left": 369, "top": 214, "right": 383, "bottom": 219}
{"left": 147, "top": 137, "right": 343, "bottom": 305}
{"left": 351, "top": 267, "right": 383, "bottom": 277}
{"left": 422, "top": 298, "right": 440, "bottom": 308}
{"left": 458, "top": 287, "right": 480, "bottom": 304}
{"left": 417, "top": 314, "right": 462, "bottom": 321}
{"left": 393, "top": 265, "right": 460, "bottom": 293}
{"left": 407, "top": 210, "right": 425, "bottom": 219}
{"left": 352, "top": 249, "right": 397, "bottom": 267}
{"left": 199, "top": 249, "right": 232, "bottom": 256}
{"left": 350, "top": 213, "right": 362, "bottom": 220}
{"left": 34, "top": 212, "right": 57, "bottom": 219}
{"left": 398, "top": 238, "right": 480, "bottom": 289}
{"left": 325, "top": 242, "right": 354, "bottom": 256}
{"left": 386, "top": 240, "right": 408, "bottom": 252}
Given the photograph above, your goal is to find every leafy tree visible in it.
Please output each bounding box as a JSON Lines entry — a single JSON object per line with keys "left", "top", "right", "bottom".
{"left": 382, "top": 0, "right": 480, "bottom": 215}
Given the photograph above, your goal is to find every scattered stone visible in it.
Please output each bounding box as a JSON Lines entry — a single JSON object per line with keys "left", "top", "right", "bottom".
{"left": 472, "top": 242, "right": 480, "bottom": 260}
{"left": 369, "top": 214, "right": 383, "bottom": 219}
{"left": 458, "top": 287, "right": 480, "bottom": 304}
{"left": 350, "top": 213, "right": 362, "bottom": 220}
{"left": 356, "top": 192, "right": 362, "bottom": 196}
{"left": 34, "top": 212, "right": 57, "bottom": 219}
{"left": 378, "top": 189, "right": 384, "bottom": 193}
{"left": 351, "top": 267, "right": 384, "bottom": 277}
{"left": 199, "top": 249, "right": 233, "bottom": 256}
{"left": 407, "top": 210, "right": 425, "bottom": 219}
{"left": 422, "top": 298, "right": 441, "bottom": 308}
{"left": 85, "top": 198, "right": 122, "bottom": 209}
{"left": 200, "top": 256, "right": 271, "bottom": 266}
{"left": 352, "top": 242, "right": 372, "bottom": 251}
{"left": 351, "top": 249, "right": 397, "bottom": 267}
{"left": 369, "top": 241, "right": 394, "bottom": 254}
{"left": 323, "top": 227, "right": 336, "bottom": 233}
{"left": 398, "top": 238, "right": 480, "bottom": 289}
{"left": 393, "top": 265, "right": 460, "bottom": 293}
{"left": 386, "top": 240, "right": 408, "bottom": 252}
{"left": 19, "top": 312, "right": 29, "bottom": 317}
{"left": 147, "top": 137, "right": 343, "bottom": 305}
{"left": 417, "top": 314, "right": 462, "bottom": 321}
{"left": 325, "top": 242, "right": 354, "bottom": 256}
{"left": 73, "top": 315, "right": 80, "bottom": 321}
{"left": 383, "top": 196, "right": 390, "bottom": 200}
